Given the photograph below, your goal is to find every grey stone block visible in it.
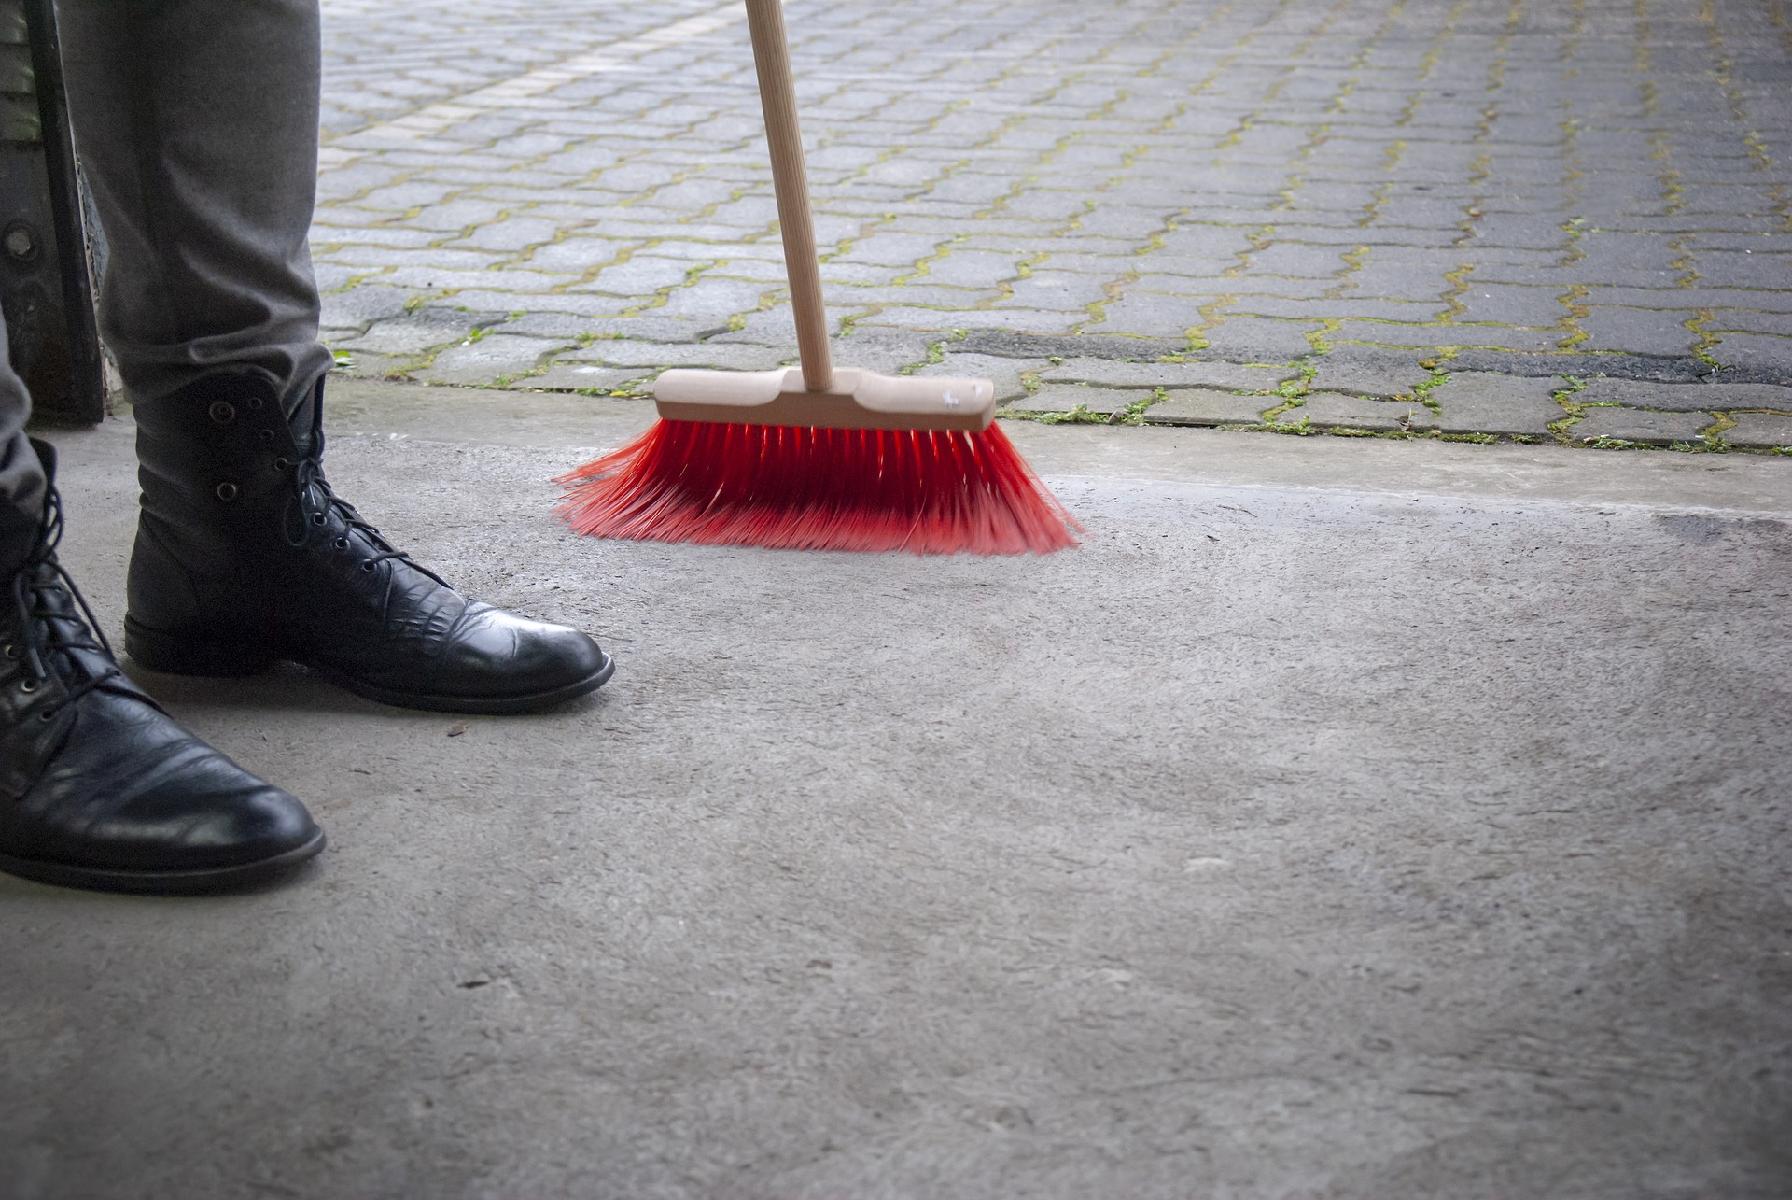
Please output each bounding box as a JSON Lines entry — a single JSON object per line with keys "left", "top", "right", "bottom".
{"left": 1041, "top": 359, "right": 1292, "bottom": 391}
{"left": 334, "top": 311, "right": 483, "bottom": 356}
{"left": 1709, "top": 311, "right": 1792, "bottom": 336}
{"left": 914, "top": 354, "right": 1039, "bottom": 405}
{"left": 508, "top": 365, "right": 642, "bottom": 393}
{"left": 382, "top": 198, "right": 508, "bottom": 234}
{"left": 518, "top": 238, "right": 628, "bottom": 273}
{"left": 562, "top": 341, "right": 789, "bottom": 371}
{"left": 325, "top": 350, "right": 410, "bottom": 380}
{"left": 417, "top": 335, "right": 571, "bottom": 385}
{"left": 1585, "top": 287, "right": 1792, "bottom": 313}
{"left": 1142, "top": 389, "right": 1274, "bottom": 427}
{"left": 1246, "top": 242, "right": 1355, "bottom": 278}
{"left": 1723, "top": 413, "right": 1792, "bottom": 449}
{"left": 1297, "top": 393, "right": 1438, "bottom": 432}
{"left": 834, "top": 233, "right": 951, "bottom": 268}
{"left": 831, "top": 283, "right": 998, "bottom": 309}
{"left": 825, "top": 330, "right": 943, "bottom": 376}
{"left": 923, "top": 250, "right": 1030, "bottom": 288}
{"left": 1434, "top": 373, "right": 1568, "bottom": 435}
{"left": 1572, "top": 408, "right": 1712, "bottom": 445}
{"left": 860, "top": 307, "right": 1083, "bottom": 336}
{"left": 1709, "top": 332, "right": 1792, "bottom": 374}
{"left": 443, "top": 217, "right": 563, "bottom": 253}
{"left": 451, "top": 291, "right": 637, "bottom": 320}
{"left": 1237, "top": 297, "right": 1451, "bottom": 323}
{"left": 1454, "top": 284, "right": 1565, "bottom": 327}
{"left": 1578, "top": 378, "right": 1792, "bottom": 412}
{"left": 319, "top": 285, "right": 419, "bottom": 328}
{"left": 311, "top": 226, "right": 444, "bottom": 250}
{"left": 580, "top": 257, "right": 704, "bottom": 297}
{"left": 1577, "top": 307, "right": 1699, "bottom": 357}
{"left": 493, "top": 313, "right": 614, "bottom": 338}
{"left": 652, "top": 280, "right": 774, "bottom": 323}
{"left": 1202, "top": 318, "right": 1324, "bottom": 360}
{"left": 1693, "top": 250, "right": 1792, "bottom": 289}
{"left": 313, "top": 265, "right": 363, "bottom": 295}
{"left": 311, "top": 245, "right": 501, "bottom": 274}
{"left": 376, "top": 266, "right": 583, "bottom": 294}
{"left": 1079, "top": 294, "right": 1204, "bottom": 339}
{"left": 1307, "top": 360, "right": 1434, "bottom": 399}
{"left": 1010, "top": 385, "right": 1137, "bottom": 417}
{"left": 1002, "top": 273, "right": 1115, "bottom": 312}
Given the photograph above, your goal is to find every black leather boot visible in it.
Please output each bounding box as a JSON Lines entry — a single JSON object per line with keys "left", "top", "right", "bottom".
{"left": 124, "top": 371, "right": 613, "bottom": 713}
{"left": 1, "top": 440, "right": 324, "bottom": 893}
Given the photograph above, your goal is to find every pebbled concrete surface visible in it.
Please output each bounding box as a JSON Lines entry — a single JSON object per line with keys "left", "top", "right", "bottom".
{"left": 3, "top": 382, "right": 1791, "bottom": 1199}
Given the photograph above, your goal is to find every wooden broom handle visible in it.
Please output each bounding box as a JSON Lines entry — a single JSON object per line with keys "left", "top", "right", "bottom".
{"left": 745, "top": 0, "right": 834, "bottom": 392}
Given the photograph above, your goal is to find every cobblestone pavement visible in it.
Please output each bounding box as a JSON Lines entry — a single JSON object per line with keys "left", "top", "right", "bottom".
{"left": 313, "top": 0, "right": 1792, "bottom": 451}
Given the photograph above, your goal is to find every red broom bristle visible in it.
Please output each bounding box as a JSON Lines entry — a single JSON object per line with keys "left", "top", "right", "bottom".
{"left": 555, "top": 420, "right": 1081, "bottom": 555}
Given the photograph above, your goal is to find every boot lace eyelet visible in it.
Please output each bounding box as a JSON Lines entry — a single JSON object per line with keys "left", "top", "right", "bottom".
{"left": 310, "top": 513, "right": 326, "bottom": 526}
{"left": 333, "top": 536, "right": 349, "bottom": 550}
{"left": 38, "top": 709, "right": 53, "bottom": 722}
{"left": 208, "top": 401, "right": 236, "bottom": 425}
{"left": 246, "top": 396, "right": 265, "bottom": 410}
{"left": 2, "top": 643, "right": 16, "bottom": 660}
{"left": 19, "top": 679, "right": 37, "bottom": 694}
{"left": 360, "top": 561, "right": 376, "bottom": 573}
{"left": 274, "top": 457, "right": 292, "bottom": 472}
{"left": 214, "top": 482, "right": 240, "bottom": 502}
{"left": 257, "top": 429, "right": 276, "bottom": 445}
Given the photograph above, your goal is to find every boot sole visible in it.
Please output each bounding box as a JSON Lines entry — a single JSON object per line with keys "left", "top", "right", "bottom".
{"left": 307, "top": 650, "right": 615, "bottom": 715}
{"left": 0, "top": 829, "right": 326, "bottom": 895}
{"left": 124, "top": 617, "right": 616, "bottom": 715}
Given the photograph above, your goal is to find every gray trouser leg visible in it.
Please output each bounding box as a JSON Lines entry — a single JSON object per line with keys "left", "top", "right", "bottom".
{"left": 0, "top": 303, "right": 46, "bottom": 577}
{"left": 56, "top": 0, "right": 333, "bottom": 419}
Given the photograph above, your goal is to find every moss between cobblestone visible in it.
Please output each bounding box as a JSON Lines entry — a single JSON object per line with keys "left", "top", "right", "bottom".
{"left": 1688, "top": 310, "right": 1722, "bottom": 371}
{"left": 1694, "top": 412, "right": 1736, "bottom": 452}
{"left": 1113, "top": 389, "right": 1167, "bottom": 427}
{"left": 1023, "top": 404, "right": 1108, "bottom": 426}
{"left": 1547, "top": 376, "right": 1591, "bottom": 442}
{"left": 1412, "top": 371, "right": 1449, "bottom": 414}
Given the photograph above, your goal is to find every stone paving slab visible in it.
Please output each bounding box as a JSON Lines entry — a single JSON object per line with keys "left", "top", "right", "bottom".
{"left": 912, "top": 353, "right": 1035, "bottom": 406}
{"left": 1572, "top": 407, "right": 1715, "bottom": 447}
{"left": 1011, "top": 384, "right": 1138, "bottom": 418}
{"left": 1432, "top": 372, "right": 1565, "bottom": 436}
{"left": 1141, "top": 388, "right": 1274, "bottom": 427}
{"left": 1725, "top": 412, "right": 1792, "bottom": 449}
{"left": 309, "top": 0, "right": 1792, "bottom": 456}
{"left": 1040, "top": 359, "right": 1291, "bottom": 392}
{"left": 1578, "top": 377, "right": 1792, "bottom": 412}
{"left": 1297, "top": 393, "right": 1440, "bottom": 434}
{"left": 1307, "top": 360, "right": 1437, "bottom": 400}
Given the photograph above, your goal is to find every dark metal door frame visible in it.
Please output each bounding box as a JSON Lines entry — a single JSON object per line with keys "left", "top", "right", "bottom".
{"left": 1, "top": 0, "right": 104, "bottom": 426}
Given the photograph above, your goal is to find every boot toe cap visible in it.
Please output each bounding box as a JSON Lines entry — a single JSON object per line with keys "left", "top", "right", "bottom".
{"left": 436, "top": 604, "right": 612, "bottom": 705}
{"left": 149, "top": 775, "right": 322, "bottom": 871}
{"left": 7, "top": 691, "right": 325, "bottom": 886}
{"left": 85, "top": 750, "right": 322, "bottom": 873}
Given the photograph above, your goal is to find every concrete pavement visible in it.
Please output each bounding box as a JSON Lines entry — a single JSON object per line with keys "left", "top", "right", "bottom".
{"left": 2, "top": 383, "right": 1788, "bottom": 1198}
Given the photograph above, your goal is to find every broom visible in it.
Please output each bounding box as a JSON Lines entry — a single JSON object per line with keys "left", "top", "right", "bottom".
{"left": 556, "top": 0, "right": 1078, "bottom": 555}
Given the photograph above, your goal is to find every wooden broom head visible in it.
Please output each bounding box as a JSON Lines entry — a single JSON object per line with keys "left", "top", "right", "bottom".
{"left": 651, "top": 367, "right": 997, "bottom": 433}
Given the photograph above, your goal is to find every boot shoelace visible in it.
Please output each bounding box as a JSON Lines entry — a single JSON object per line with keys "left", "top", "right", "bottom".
{"left": 3, "top": 488, "right": 121, "bottom": 719}
{"left": 288, "top": 452, "right": 449, "bottom": 588}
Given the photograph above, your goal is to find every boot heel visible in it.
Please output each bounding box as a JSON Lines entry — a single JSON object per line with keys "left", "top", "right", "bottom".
{"left": 124, "top": 617, "right": 279, "bottom": 677}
